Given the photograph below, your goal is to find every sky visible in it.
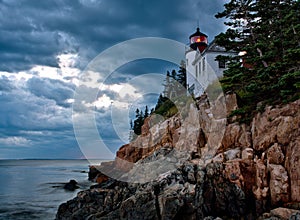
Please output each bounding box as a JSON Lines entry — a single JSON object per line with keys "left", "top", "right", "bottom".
{"left": 0, "top": 0, "right": 227, "bottom": 159}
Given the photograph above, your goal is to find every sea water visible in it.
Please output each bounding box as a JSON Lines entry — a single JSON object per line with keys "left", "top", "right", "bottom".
{"left": 0, "top": 159, "right": 97, "bottom": 220}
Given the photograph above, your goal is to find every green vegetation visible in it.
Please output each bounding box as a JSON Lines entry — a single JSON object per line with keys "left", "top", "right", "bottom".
{"left": 153, "top": 60, "right": 188, "bottom": 118}
{"left": 215, "top": 0, "right": 300, "bottom": 122}
{"left": 131, "top": 106, "right": 149, "bottom": 136}
{"left": 153, "top": 94, "right": 195, "bottom": 119}
{"left": 130, "top": 61, "right": 188, "bottom": 140}
{"left": 154, "top": 94, "right": 178, "bottom": 118}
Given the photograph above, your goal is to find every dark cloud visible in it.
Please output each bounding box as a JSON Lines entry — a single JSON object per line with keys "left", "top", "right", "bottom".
{"left": 0, "top": 0, "right": 226, "bottom": 159}
{"left": 0, "top": 0, "right": 226, "bottom": 72}
{"left": 104, "top": 59, "right": 178, "bottom": 85}
{"left": 27, "top": 77, "right": 74, "bottom": 107}
{"left": 0, "top": 92, "right": 70, "bottom": 131}
{"left": 0, "top": 75, "right": 79, "bottom": 158}
{"left": 0, "top": 76, "right": 15, "bottom": 91}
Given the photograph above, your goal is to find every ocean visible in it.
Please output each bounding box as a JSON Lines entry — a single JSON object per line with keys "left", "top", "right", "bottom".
{"left": 0, "top": 159, "right": 99, "bottom": 220}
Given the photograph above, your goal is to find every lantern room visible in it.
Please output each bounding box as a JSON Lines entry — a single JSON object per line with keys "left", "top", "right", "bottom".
{"left": 189, "top": 27, "right": 208, "bottom": 53}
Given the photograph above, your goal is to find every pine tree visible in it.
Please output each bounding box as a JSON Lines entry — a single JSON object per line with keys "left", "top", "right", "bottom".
{"left": 163, "top": 71, "right": 171, "bottom": 97}
{"left": 144, "top": 106, "right": 149, "bottom": 118}
{"left": 155, "top": 94, "right": 165, "bottom": 111}
{"left": 169, "top": 70, "right": 178, "bottom": 98}
{"left": 215, "top": 0, "right": 300, "bottom": 120}
{"left": 128, "top": 120, "right": 134, "bottom": 142}
{"left": 130, "top": 120, "right": 133, "bottom": 130}
{"left": 133, "top": 108, "right": 144, "bottom": 135}
{"left": 177, "top": 60, "right": 187, "bottom": 95}
{"left": 177, "top": 60, "right": 187, "bottom": 89}
{"left": 132, "top": 107, "right": 150, "bottom": 137}
{"left": 135, "top": 108, "right": 140, "bottom": 118}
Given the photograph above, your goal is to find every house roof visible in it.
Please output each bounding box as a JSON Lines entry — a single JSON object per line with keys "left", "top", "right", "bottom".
{"left": 192, "top": 39, "right": 237, "bottom": 65}
{"left": 197, "top": 39, "right": 236, "bottom": 57}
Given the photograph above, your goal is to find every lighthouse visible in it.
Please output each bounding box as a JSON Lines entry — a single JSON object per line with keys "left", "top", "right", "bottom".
{"left": 186, "top": 27, "right": 209, "bottom": 97}
{"left": 186, "top": 27, "right": 236, "bottom": 97}
{"left": 189, "top": 27, "right": 208, "bottom": 53}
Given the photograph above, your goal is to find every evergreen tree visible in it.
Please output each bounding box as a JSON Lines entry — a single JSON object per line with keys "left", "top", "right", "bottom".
{"left": 131, "top": 106, "right": 151, "bottom": 137}
{"left": 177, "top": 60, "right": 187, "bottom": 89}
{"left": 135, "top": 108, "right": 140, "bottom": 118}
{"left": 128, "top": 119, "right": 134, "bottom": 142}
{"left": 133, "top": 108, "right": 144, "bottom": 135}
{"left": 169, "top": 70, "right": 178, "bottom": 98}
{"left": 144, "top": 106, "right": 149, "bottom": 118}
{"left": 163, "top": 71, "right": 171, "bottom": 97}
{"left": 171, "top": 69, "right": 177, "bottom": 79}
{"left": 155, "top": 94, "right": 165, "bottom": 111}
{"left": 162, "top": 66, "right": 188, "bottom": 99}
{"left": 216, "top": 0, "right": 300, "bottom": 120}
{"left": 130, "top": 120, "right": 133, "bottom": 130}
{"left": 177, "top": 60, "right": 187, "bottom": 95}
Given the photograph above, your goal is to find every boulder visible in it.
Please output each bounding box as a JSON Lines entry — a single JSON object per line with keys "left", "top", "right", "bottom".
{"left": 268, "top": 164, "right": 289, "bottom": 206}
{"left": 253, "top": 159, "right": 268, "bottom": 200}
{"left": 222, "top": 123, "right": 251, "bottom": 150}
{"left": 88, "top": 165, "right": 100, "bottom": 181}
{"left": 252, "top": 100, "right": 300, "bottom": 152}
{"left": 224, "top": 148, "right": 241, "bottom": 161}
{"left": 64, "top": 180, "right": 79, "bottom": 191}
{"left": 285, "top": 137, "right": 300, "bottom": 202}
{"left": 224, "top": 160, "right": 244, "bottom": 188}
{"left": 242, "top": 148, "right": 254, "bottom": 160}
{"left": 276, "top": 116, "right": 297, "bottom": 145}
{"left": 158, "top": 184, "right": 185, "bottom": 219}
{"left": 225, "top": 92, "right": 238, "bottom": 116}
{"left": 267, "top": 143, "right": 284, "bottom": 165}
{"left": 269, "top": 207, "right": 300, "bottom": 219}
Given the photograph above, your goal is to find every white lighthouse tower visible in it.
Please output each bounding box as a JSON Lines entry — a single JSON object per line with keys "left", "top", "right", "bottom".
{"left": 186, "top": 27, "right": 208, "bottom": 97}
{"left": 186, "top": 27, "right": 236, "bottom": 98}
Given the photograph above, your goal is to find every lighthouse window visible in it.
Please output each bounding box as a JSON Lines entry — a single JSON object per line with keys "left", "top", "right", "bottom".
{"left": 199, "top": 63, "right": 201, "bottom": 75}
{"left": 196, "top": 65, "right": 198, "bottom": 78}
{"left": 202, "top": 58, "right": 206, "bottom": 71}
{"left": 191, "top": 36, "right": 201, "bottom": 43}
{"left": 191, "top": 36, "right": 208, "bottom": 44}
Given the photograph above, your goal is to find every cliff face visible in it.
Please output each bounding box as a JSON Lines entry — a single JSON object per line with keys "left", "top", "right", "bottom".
{"left": 56, "top": 96, "right": 300, "bottom": 220}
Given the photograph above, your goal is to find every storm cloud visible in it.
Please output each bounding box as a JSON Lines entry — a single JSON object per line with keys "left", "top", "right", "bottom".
{"left": 0, "top": 0, "right": 227, "bottom": 159}
{"left": 0, "top": 0, "right": 225, "bottom": 72}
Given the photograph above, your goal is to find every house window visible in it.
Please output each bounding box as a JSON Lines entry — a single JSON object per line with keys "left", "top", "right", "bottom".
{"left": 218, "top": 60, "right": 226, "bottom": 68}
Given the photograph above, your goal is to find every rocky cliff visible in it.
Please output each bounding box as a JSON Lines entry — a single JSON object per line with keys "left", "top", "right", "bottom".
{"left": 56, "top": 95, "right": 300, "bottom": 220}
